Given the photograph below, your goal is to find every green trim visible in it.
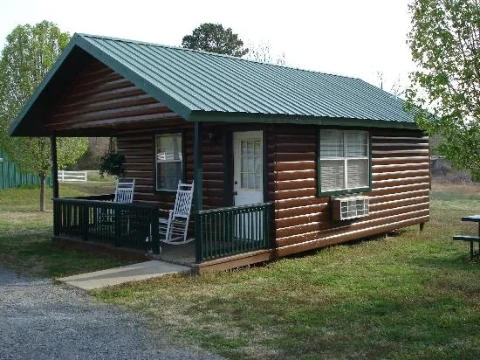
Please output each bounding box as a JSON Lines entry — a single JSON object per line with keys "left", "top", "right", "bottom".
{"left": 262, "top": 128, "right": 268, "bottom": 203}
{"left": 194, "top": 122, "right": 203, "bottom": 263}
{"left": 188, "top": 111, "right": 419, "bottom": 130}
{"left": 197, "top": 202, "right": 272, "bottom": 215}
{"left": 153, "top": 131, "right": 185, "bottom": 193}
{"left": 368, "top": 132, "right": 373, "bottom": 189}
{"left": 317, "top": 128, "right": 372, "bottom": 197}
{"left": 318, "top": 187, "right": 371, "bottom": 197}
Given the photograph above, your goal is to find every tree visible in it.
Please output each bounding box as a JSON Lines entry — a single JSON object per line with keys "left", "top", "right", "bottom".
{"left": 406, "top": 0, "right": 480, "bottom": 178}
{"left": 181, "top": 23, "right": 249, "bottom": 57}
{"left": 0, "top": 21, "right": 88, "bottom": 211}
{"left": 376, "top": 71, "right": 405, "bottom": 97}
{"left": 247, "top": 42, "right": 286, "bottom": 65}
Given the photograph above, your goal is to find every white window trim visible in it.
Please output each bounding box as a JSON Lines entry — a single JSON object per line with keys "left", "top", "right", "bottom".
{"left": 155, "top": 133, "right": 184, "bottom": 192}
{"left": 319, "top": 130, "right": 370, "bottom": 194}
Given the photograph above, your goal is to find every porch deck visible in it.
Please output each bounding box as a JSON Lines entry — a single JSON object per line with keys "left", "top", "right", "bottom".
{"left": 53, "top": 196, "right": 273, "bottom": 267}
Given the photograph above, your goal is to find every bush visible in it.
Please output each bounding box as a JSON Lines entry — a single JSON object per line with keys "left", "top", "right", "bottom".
{"left": 99, "top": 152, "right": 125, "bottom": 177}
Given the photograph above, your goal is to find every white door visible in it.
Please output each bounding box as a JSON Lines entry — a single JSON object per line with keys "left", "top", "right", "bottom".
{"left": 233, "top": 131, "right": 264, "bottom": 242}
{"left": 233, "top": 130, "right": 264, "bottom": 206}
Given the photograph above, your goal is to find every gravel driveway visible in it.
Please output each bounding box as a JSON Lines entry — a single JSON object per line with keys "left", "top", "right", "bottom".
{"left": 0, "top": 266, "right": 222, "bottom": 360}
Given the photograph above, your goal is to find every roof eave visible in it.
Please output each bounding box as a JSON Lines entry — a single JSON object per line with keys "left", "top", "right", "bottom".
{"left": 188, "top": 111, "right": 419, "bottom": 130}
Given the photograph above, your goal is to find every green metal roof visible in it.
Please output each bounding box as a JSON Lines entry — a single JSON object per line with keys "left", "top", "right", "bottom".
{"left": 10, "top": 33, "right": 417, "bottom": 136}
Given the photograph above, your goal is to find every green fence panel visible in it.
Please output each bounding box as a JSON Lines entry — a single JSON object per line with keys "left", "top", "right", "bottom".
{"left": 0, "top": 150, "right": 52, "bottom": 190}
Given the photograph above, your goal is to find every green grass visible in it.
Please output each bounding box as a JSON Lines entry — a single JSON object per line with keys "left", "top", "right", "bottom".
{"left": 2, "top": 182, "right": 480, "bottom": 358}
{"left": 92, "top": 184, "right": 480, "bottom": 360}
{"left": 0, "top": 181, "right": 131, "bottom": 278}
{"left": 85, "top": 170, "right": 116, "bottom": 183}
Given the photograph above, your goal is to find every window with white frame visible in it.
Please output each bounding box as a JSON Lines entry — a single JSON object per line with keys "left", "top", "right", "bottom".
{"left": 319, "top": 130, "right": 369, "bottom": 193}
{"left": 155, "top": 133, "right": 183, "bottom": 191}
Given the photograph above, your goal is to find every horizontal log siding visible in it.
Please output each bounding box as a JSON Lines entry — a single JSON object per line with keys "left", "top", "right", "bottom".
{"left": 117, "top": 125, "right": 225, "bottom": 210}
{"left": 44, "top": 57, "right": 183, "bottom": 133}
{"left": 270, "top": 126, "right": 430, "bottom": 256}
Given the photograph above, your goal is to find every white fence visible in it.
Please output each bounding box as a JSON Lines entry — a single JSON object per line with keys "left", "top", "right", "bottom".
{"left": 58, "top": 170, "right": 88, "bottom": 182}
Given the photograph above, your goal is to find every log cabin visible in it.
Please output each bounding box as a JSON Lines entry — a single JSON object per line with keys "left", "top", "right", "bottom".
{"left": 10, "top": 33, "right": 430, "bottom": 273}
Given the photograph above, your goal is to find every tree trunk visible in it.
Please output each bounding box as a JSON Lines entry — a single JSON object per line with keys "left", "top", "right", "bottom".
{"left": 39, "top": 174, "right": 46, "bottom": 212}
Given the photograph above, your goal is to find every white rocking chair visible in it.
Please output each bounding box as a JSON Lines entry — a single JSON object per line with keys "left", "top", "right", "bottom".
{"left": 159, "top": 181, "right": 194, "bottom": 245}
{"left": 97, "top": 178, "right": 135, "bottom": 224}
{"left": 114, "top": 178, "right": 135, "bottom": 203}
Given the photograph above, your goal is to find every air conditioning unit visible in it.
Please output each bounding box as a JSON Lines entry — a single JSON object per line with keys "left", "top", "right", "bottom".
{"left": 332, "top": 196, "right": 369, "bottom": 221}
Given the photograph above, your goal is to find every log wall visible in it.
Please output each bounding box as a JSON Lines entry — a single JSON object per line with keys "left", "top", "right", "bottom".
{"left": 267, "top": 126, "right": 430, "bottom": 257}
{"left": 44, "top": 57, "right": 183, "bottom": 134}
{"left": 116, "top": 126, "right": 226, "bottom": 210}
{"left": 118, "top": 124, "right": 429, "bottom": 258}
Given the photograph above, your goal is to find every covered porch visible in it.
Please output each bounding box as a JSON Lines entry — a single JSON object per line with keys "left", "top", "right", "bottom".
{"left": 45, "top": 113, "right": 274, "bottom": 269}
{"left": 47, "top": 113, "right": 274, "bottom": 268}
{"left": 51, "top": 184, "right": 273, "bottom": 267}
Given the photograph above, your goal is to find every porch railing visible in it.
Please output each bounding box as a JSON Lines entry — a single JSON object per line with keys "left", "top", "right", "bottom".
{"left": 53, "top": 196, "right": 160, "bottom": 254}
{"left": 196, "top": 202, "right": 273, "bottom": 262}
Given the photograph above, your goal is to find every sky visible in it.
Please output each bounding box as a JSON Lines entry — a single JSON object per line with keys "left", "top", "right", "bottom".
{"left": 0, "top": 0, "right": 416, "bottom": 92}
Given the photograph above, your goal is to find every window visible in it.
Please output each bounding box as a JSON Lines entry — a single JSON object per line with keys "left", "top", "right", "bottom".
{"left": 240, "top": 138, "right": 262, "bottom": 190}
{"left": 155, "top": 133, "right": 183, "bottom": 191}
{"left": 318, "top": 129, "right": 370, "bottom": 194}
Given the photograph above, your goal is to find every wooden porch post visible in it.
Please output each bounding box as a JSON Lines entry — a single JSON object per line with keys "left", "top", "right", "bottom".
{"left": 50, "top": 135, "right": 59, "bottom": 237}
{"left": 194, "top": 122, "right": 203, "bottom": 263}
{"left": 50, "top": 135, "right": 59, "bottom": 198}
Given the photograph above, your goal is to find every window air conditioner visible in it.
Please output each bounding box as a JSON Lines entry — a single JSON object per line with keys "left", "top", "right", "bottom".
{"left": 332, "top": 196, "right": 369, "bottom": 221}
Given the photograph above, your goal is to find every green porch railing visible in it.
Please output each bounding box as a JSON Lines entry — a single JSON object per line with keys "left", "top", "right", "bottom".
{"left": 53, "top": 196, "right": 160, "bottom": 254}
{"left": 196, "top": 202, "right": 273, "bottom": 262}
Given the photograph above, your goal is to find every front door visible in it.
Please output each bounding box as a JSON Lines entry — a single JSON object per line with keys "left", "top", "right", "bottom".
{"left": 233, "top": 130, "right": 264, "bottom": 206}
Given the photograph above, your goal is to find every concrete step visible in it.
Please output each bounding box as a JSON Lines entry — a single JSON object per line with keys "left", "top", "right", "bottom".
{"left": 58, "top": 260, "right": 191, "bottom": 290}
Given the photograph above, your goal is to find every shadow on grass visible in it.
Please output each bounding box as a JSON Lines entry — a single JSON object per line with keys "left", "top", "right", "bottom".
{"left": 0, "top": 231, "right": 133, "bottom": 278}
{"left": 282, "top": 230, "right": 406, "bottom": 263}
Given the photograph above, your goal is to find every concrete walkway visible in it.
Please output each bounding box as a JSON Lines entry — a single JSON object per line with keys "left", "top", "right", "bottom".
{"left": 58, "top": 260, "right": 191, "bottom": 290}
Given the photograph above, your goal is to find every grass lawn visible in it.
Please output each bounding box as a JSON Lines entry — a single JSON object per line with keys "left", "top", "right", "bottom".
{"left": 0, "top": 180, "right": 133, "bottom": 277}
{"left": 92, "top": 184, "right": 480, "bottom": 360}
{"left": 2, "top": 182, "right": 480, "bottom": 359}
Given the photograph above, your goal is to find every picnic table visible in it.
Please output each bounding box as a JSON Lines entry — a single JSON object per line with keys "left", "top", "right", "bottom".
{"left": 453, "top": 215, "right": 480, "bottom": 259}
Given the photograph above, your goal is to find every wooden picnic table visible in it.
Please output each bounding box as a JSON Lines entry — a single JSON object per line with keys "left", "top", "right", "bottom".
{"left": 453, "top": 215, "right": 480, "bottom": 259}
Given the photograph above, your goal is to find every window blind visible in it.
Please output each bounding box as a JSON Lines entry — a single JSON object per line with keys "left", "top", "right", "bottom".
{"left": 319, "top": 130, "right": 369, "bottom": 193}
